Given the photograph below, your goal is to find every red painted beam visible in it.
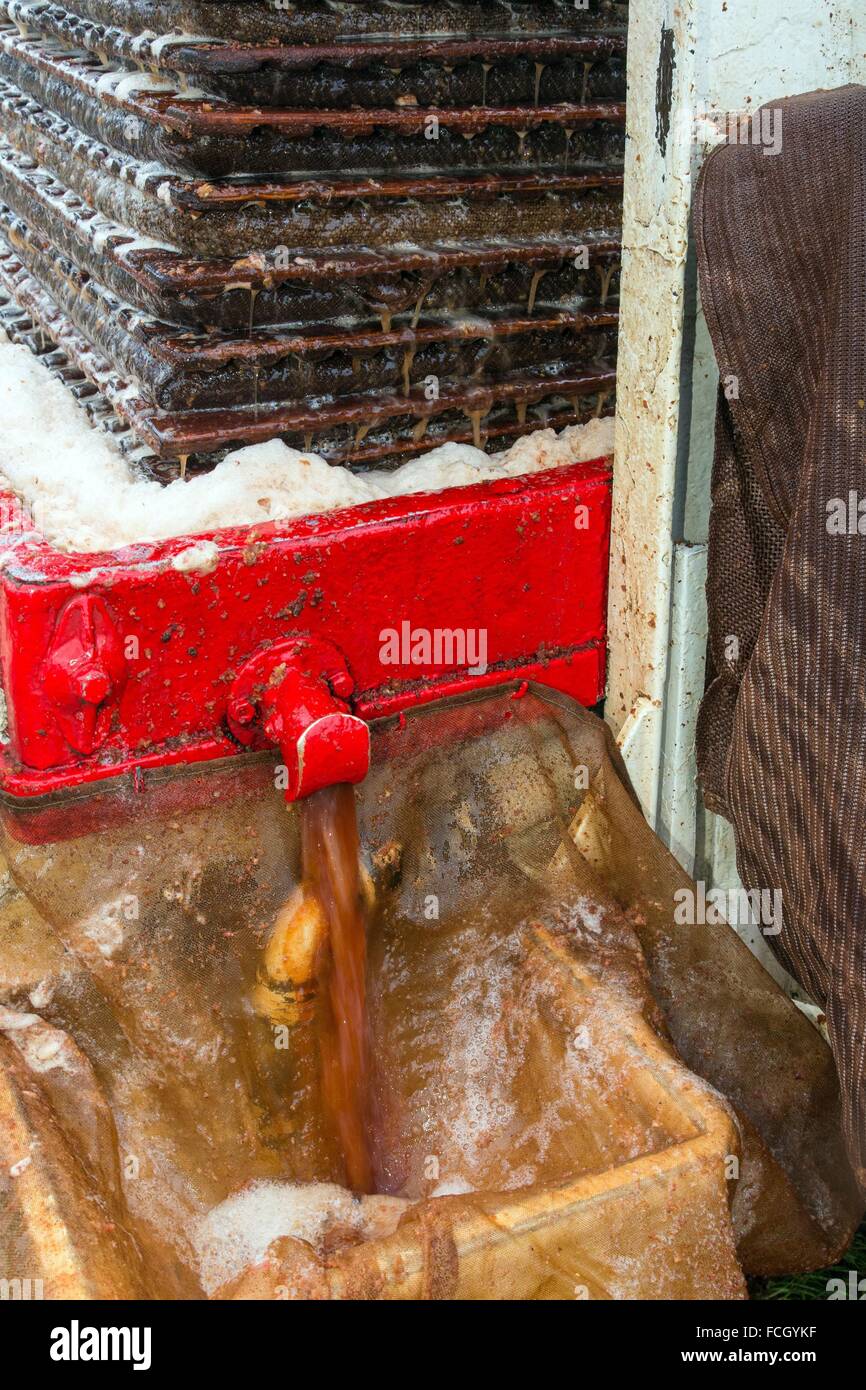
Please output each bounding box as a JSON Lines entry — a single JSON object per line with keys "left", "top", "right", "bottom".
{"left": 0, "top": 457, "right": 611, "bottom": 799}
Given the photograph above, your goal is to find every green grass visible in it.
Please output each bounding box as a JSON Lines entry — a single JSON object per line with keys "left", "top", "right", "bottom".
{"left": 749, "top": 1224, "right": 866, "bottom": 1300}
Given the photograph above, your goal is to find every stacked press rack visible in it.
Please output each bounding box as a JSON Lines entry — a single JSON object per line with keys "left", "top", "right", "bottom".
{"left": 0, "top": 0, "right": 627, "bottom": 481}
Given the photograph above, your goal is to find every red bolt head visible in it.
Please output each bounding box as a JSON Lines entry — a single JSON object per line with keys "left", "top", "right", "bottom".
{"left": 328, "top": 669, "right": 354, "bottom": 701}
{"left": 233, "top": 697, "right": 256, "bottom": 727}
{"left": 76, "top": 668, "right": 111, "bottom": 706}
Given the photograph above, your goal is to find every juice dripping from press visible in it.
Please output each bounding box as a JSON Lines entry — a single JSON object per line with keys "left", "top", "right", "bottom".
{"left": 299, "top": 782, "right": 373, "bottom": 1194}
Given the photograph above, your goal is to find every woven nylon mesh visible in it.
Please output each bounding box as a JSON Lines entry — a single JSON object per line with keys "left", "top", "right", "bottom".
{"left": 695, "top": 86, "right": 866, "bottom": 1185}
{"left": 0, "top": 688, "right": 859, "bottom": 1297}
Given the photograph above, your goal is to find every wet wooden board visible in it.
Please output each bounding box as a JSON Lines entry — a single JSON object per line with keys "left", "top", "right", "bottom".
{"left": 0, "top": 253, "right": 616, "bottom": 465}
{"left": 0, "top": 30, "right": 625, "bottom": 177}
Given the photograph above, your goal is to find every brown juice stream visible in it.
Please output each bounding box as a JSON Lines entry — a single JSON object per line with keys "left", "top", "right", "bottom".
{"left": 299, "top": 783, "right": 373, "bottom": 1194}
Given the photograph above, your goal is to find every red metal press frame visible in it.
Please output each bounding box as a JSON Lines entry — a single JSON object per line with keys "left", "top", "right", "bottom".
{"left": 0, "top": 457, "right": 611, "bottom": 800}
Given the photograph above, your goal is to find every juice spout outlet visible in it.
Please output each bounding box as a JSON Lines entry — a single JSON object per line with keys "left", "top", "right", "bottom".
{"left": 227, "top": 638, "right": 370, "bottom": 801}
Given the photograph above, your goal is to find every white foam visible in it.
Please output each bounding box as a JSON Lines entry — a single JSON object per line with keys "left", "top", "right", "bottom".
{"left": 194, "top": 1180, "right": 409, "bottom": 1295}
{"left": 0, "top": 336, "right": 615, "bottom": 555}
{"left": 0, "top": 1006, "right": 77, "bottom": 1074}
{"left": 573, "top": 896, "right": 606, "bottom": 935}
{"left": 171, "top": 540, "right": 220, "bottom": 575}
{"left": 77, "top": 899, "right": 131, "bottom": 959}
{"left": 430, "top": 1177, "right": 475, "bottom": 1197}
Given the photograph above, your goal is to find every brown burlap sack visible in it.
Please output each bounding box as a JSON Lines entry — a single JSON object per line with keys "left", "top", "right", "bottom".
{"left": 695, "top": 86, "right": 866, "bottom": 1185}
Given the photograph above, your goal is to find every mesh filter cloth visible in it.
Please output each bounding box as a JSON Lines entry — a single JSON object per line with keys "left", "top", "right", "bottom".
{"left": 694, "top": 86, "right": 866, "bottom": 1186}
{"left": 0, "top": 687, "right": 859, "bottom": 1296}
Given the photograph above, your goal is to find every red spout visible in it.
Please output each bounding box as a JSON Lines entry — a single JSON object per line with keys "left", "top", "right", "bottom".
{"left": 227, "top": 638, "right": 370, "bottom": 801}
